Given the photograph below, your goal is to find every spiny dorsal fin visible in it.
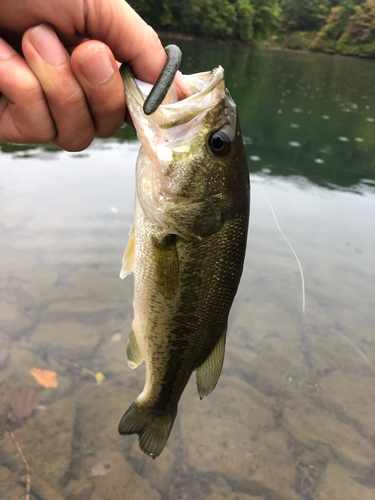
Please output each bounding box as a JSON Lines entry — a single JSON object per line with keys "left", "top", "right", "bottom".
{"left": 152, "top": 234, "right": 179, "bottom": 299}
{"left": 126, "top": 324, "right": 143, "bottom": 369}
{"left": 196, "top": 326, "right": 227, "bottom": 399}
{"left": 118, "top": 401, "right": 177, "bottom": 459}
{"left": 120, "top": 227, "right": 135, "bottom": 279}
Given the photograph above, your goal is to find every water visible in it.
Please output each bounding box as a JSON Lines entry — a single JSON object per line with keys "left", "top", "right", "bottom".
{"left": 1, "top": 41, "right": 375, "bottom": 499}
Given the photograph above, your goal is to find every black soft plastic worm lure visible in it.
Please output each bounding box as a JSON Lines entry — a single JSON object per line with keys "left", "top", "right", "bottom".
{"left": 143, "top": 44, "right": 182, "bottom": 115}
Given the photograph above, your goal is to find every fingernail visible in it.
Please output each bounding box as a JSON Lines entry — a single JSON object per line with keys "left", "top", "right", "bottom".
{"left": 79, "top": 50, "right": 114, "bottom": 85}
{"left": 0, "top": 38, "right": 16, "bottom": 60}
{"left": 30, "top": 24, "right": 67, "bottom": 65}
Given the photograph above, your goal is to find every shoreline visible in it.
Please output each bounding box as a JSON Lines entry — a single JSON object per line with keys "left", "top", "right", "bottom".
{"left": 157, "top": 30, "right": 375, "bottom": 61}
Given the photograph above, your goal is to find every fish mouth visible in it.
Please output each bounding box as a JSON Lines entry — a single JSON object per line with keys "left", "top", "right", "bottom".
{"left": 122, "top": 66, "right": 226, "bottom": 129}
{"left": 122, "top": 65, "right": 230, "bottom": 217}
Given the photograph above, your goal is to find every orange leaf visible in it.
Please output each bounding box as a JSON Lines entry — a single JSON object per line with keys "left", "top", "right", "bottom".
{"left": 30, "top": 368, "right": 58, "bottom": 388}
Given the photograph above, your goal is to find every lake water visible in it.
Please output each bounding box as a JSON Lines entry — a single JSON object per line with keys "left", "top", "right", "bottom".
{"left": 1, "top": 40, "right": 375, "bottom": 500}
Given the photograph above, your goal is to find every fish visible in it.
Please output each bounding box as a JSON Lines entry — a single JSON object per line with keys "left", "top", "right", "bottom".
{"left": 118, "top": 63, "right": 250, "bottom": 458}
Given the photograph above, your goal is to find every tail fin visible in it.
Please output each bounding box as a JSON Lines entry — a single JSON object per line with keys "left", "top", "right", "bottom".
{"left": 118, "top": 401, "right": 177, "bottom": 459}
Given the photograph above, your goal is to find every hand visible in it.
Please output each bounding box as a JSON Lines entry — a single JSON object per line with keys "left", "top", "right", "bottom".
{"left": 0, "top": 0, "right": 170, "bottom": 151}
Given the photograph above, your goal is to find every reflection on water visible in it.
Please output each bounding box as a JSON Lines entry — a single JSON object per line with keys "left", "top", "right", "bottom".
{"left": 1, "top": 41, "right": 375, "bottom": 500}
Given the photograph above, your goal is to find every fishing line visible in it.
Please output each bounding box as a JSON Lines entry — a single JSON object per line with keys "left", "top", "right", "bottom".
{"left": 252, "top": 187, "right": 375, "bottom": 373}
{"left": 253, "top": 185, "right": 306, "bottom": 318}
{"left": 333, "top": 329, "right": 375, "bottom": 374}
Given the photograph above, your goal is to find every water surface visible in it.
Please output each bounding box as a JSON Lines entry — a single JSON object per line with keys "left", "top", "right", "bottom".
{"left": 1, "top": 41, "right": 375, "bottom": 500}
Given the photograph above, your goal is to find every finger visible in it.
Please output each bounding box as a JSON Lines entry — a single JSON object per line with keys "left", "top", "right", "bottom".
{"left": 0, "top": 37, "right": 55, "bottom": 144}
{"left": 85, "top": 1, "right": 189, "bottom": 99}
{"left": 22, "top": 24, "right": 96, "bottom": 151}
{"left": 1, "top": 0, "right": 167, "bottom": 83}
{"left": 1, "top": 0, "right": 186, "bottom": 99}
{"left": 0, "top": 30, "right": 23, "bottom": 55}
{"left": 71, "top": 40, "right": 126, "bottom": 138}
{"left": 81, "top": 0, "right": 168, "bottom": 83}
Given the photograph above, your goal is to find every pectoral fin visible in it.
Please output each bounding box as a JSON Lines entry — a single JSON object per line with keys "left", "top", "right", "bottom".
{"left": 163, "top": 193, "right": 228, "bottom": 240}
{"left": 152, "top": 233, "right": 179, "bottom": 299}
{"left": 126, "top": 324, "right": 143, "bottom": 369}
{"left": 196, "top": 326, "right": 227, "bottom": 399}
{"left": 120, "top": 227, "right": 135, "bottom": 279}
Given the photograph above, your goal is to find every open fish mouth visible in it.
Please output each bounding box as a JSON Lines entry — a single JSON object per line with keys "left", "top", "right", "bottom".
{"left": 120, "top": 61, "right": 239, "bottom": 231}
{"left": 121, "top": 65, "right": 226, "bottom": 129}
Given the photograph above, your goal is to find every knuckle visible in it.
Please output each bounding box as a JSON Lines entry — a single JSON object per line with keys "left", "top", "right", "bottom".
{"left": 21, "top": 77, "right": 46, "bottom": 107}
{"left": 60, "top": 89, "right": 86, "bottom": 110}
{"left": 0, "top": 95, "right": 56, "bottom": 144}
{"left": 145, "top": 25, "right": 163, "bottom": 52}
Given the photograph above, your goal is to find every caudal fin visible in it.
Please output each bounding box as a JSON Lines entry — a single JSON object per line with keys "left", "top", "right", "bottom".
{"left": 118, "top": 401, "right": 177, "bottom": 459}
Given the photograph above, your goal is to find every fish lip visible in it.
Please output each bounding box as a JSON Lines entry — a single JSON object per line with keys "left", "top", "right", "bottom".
{"left": 123, "top": 66, "right": 225, "bottom": 116}
{"left": 158, "top": 66, "right": 225, "bottom": 111}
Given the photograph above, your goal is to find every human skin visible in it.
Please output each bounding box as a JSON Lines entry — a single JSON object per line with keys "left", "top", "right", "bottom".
{"left": 0, "top": 0, "right": 185, "bottom": 151}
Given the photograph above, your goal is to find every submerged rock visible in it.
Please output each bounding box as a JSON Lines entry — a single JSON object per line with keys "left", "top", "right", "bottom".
{"left": 283, "top": 405, "right": 375, "bottom": 475}
{"left": 318, "top": 371, "right": 375, "bottom": 439}
{"left": 32, "top": 321, "right": 101, "bottom": 361}
{"left": 89, "top": 450, "right": 161, "bottom": 500}
{"left": 316, "top": 463, "right": 375, "bottom": 500}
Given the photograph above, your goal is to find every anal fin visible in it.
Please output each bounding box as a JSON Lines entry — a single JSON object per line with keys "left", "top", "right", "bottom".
{"left": 196, "top": 326, "right": 227, "bottom": 399}
{"left": 126, "top": 324, "right": 143, "bottom": 369}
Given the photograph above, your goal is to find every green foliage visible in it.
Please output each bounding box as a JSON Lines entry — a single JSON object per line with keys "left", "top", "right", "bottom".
{"left": 189, "top": 0, "right": 238, "bottom": 38}
{"left": 128, "top": 0, "right": 279, "bottom": 42}
{"left": 128, "top": 0, "right": 375, "bottom": 57}
{"left": 278, "top": 30, "right": 317, "bottom": 49}
{"left": 280, "top": 0, "right": 331, "bottom": 31}
{"left": 250, "top": 0, "right": 281, "bottom": 39}
{"left": 235, "top": 0, "right": 256, "bottom": 42}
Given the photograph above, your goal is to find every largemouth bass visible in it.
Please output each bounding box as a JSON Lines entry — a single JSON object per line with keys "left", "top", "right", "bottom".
{"left": 118, "top": 64, "right": 250, "bottom": 458}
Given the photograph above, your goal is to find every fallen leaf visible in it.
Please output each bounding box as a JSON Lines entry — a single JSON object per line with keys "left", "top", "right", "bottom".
{"left": 10, "top": 386, "right": 40, "bottom": 420}
{"left": 30, "top": 368, "right": 58, "bottom": 388}
{"left": 95, "top": 372, "right": 105, "bottom": 385}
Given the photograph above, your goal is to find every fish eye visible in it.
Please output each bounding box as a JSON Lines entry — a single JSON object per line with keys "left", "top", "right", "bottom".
{"left": 209, "top": 131, "right": 231, "bottom": 156}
